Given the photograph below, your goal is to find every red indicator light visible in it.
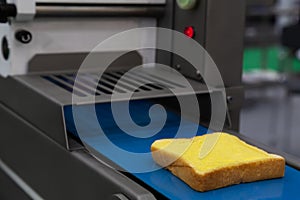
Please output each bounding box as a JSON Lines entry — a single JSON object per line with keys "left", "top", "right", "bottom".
{"left": 184, "top": 26, "right": 195, "bottom": 38}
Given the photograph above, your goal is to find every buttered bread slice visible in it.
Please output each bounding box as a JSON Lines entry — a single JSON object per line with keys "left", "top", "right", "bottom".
{"left": 151, "top": 133, "right": 285, "bottom": 192}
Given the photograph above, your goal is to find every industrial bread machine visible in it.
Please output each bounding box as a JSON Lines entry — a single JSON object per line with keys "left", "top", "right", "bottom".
{"left": 0, "top": 0, "right": 300, "bottom": 199}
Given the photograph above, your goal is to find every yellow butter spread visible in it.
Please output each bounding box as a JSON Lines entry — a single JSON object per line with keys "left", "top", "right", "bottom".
{"left": 151, "top": 133, "right": 276, "bottom": 173}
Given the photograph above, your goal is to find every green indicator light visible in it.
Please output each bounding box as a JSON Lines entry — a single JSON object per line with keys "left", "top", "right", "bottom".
{"left": 176, "top": 0, "right": 197, "bottom": 10}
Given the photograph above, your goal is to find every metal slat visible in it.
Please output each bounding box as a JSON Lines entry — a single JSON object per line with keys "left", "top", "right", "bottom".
{"left": 112, "top": 72, "right": 153, "bottom": 91}
{"left": 63, "top": 75, "right": 101, "bottom": 96}
{"left": 77, "top": 74, "right": 113, "bottom": 94}
{"left": 57, "top": 75, "right": 98, "bottom": 96}
{"left": 133, "top": 70, "right": 186, "bottom": 88}
{"left": 88, "top": 74, "right": 126, "bottom": 93}
{"left": 101, "top": 73, "right": 138, "bottom": 92}
{"left": 116, "top": 72, "right": 161, "bottom": 91}
{"left": 121, "top": 72, "right": 163, "bottom": 90}
{"left": 105, "top": 72, "right": 151, "bottom": 91}
{"left": 81, "top": 73, "right": 115, "bottom": 94}
{"left": 68, "top": 75, "right": 103, "bottom": 95}
{"left": 99, "top": 79, "right": 126, "bottom": 93}
{"left": 130, "top": 71, "right": 174, "bottom": 89}
{"left": 48, "top": 75, "right": 90, "bottom": 96}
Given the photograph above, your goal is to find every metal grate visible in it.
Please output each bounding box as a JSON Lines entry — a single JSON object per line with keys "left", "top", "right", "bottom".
{"left": 42, "top": 70, "right": 186, "bottom": 98}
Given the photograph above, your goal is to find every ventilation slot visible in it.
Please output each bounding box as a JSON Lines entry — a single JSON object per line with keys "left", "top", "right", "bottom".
{"left": 42, "top": 70, "right": 187, "bottom": 98}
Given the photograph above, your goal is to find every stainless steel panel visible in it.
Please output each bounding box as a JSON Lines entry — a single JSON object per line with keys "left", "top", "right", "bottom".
{"left": 171, "top": 0, "right": 245, "bottom": 87}
{"left": 0, "top": 103, "right": 157, "bottom": 200}
{"left": 205, "top": 0, "right": 246, "bottom": 87}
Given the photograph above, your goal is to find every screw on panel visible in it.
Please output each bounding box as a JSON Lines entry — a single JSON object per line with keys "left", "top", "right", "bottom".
{"left": 227, "top": 96, "right": 233, "bottom": 104}
{"left": 15, "top": 30, "right": 33, "bottom": 44}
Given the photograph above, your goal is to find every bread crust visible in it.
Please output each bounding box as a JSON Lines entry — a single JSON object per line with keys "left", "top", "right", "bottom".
{"left": 166, "top": 156, "right": 285, "bottom": 192}
{"left": 151, "top": 136, "right": 285, "bottom": 192}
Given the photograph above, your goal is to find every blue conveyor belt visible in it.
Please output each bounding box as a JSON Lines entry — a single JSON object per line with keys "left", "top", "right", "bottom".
{"left": 64, "top": 100, "right": 300, "bottom": 200}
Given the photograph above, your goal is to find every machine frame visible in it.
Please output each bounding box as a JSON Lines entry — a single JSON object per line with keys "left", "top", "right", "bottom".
{"left": 0, "top": 0, "right": 271, "bottom": 199}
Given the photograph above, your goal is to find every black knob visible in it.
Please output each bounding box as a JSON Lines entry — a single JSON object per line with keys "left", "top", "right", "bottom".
{"left": 0, "top": 2, "right": 17, "bottom": 23}
{"left": 15, "top": 30, "right": 32, "bottom": 44}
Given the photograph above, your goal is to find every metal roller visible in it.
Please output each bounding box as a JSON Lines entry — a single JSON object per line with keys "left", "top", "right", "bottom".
{"left": 35, "top": 4, "right": 165, "bottom": 17}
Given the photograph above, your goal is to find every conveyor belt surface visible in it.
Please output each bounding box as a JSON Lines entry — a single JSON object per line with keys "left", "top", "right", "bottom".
{"left": 64, "top": 100, "right": 300, "bottom": 200}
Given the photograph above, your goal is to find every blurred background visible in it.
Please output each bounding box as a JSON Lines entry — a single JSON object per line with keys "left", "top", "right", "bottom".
{"left": 241, "top": 0, "right": 300, "bottom": 157}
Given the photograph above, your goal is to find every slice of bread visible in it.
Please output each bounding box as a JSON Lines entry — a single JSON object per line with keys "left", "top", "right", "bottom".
{"left": 151, "top": 133, "right": 285, "bottom": 192}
